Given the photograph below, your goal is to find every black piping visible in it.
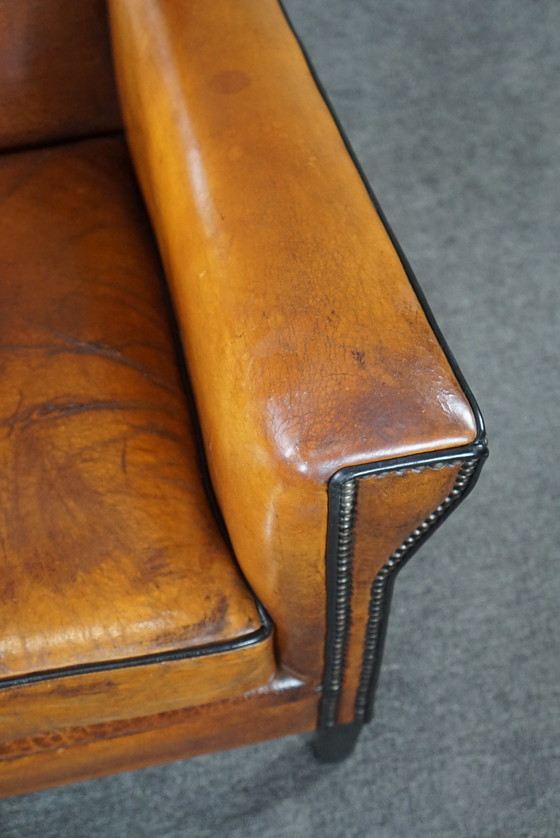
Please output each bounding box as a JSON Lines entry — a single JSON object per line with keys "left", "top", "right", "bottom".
{"left": 0, "top": 608, "right": 272, "bottom": 691}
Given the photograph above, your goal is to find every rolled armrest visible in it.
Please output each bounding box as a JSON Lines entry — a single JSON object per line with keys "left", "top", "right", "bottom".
{"left": 108, "top": 0, "right": 482, "bottom": 684}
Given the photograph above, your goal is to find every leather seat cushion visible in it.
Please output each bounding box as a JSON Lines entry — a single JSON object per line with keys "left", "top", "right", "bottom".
{"left": 0, "top": 137, "right": 275, "bottom": 738}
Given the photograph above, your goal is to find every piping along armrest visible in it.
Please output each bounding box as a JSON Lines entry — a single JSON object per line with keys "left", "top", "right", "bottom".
{"left": 108, "top": 0, "right": 486, "bottom": 719}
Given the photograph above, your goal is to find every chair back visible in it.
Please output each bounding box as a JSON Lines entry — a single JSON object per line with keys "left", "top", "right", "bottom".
{"left": 0, "top": 0, "right": 121, "bottom": 151}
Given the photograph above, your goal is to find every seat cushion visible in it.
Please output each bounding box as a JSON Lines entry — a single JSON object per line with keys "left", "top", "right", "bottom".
{"left": 0, "top": 137, "right": 275, "bottom": 738}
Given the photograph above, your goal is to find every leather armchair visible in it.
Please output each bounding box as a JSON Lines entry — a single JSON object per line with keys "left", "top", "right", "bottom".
{"left": 0, "top": 0, "right": 486, "bottom": 796}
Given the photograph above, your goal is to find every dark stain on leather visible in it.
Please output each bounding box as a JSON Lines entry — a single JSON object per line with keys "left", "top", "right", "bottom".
{"left": 41, "top": 679, "right": 118, "bottom": 699}
{"left": 46, "top": 330, "right": 180, "bottom": 395}
{"left": 149, "top": 595, "right": 231, "bottom": 648}
{"left": 0, "top": 396, "right": 176, "bottom": 437}
{"left": 351, "top": 349, "right": 366, "bottom": 369}
{"left": 132, "top": 547, "right": 179, "bottom": 589}
{"left": 3, "top": 429, "right": 132, "bottom": 588}
{"left": 209, "top": 70, "right": 251, "bottom": 95}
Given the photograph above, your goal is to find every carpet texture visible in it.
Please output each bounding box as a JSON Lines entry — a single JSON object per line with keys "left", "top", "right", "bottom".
{"left": 1, "top": 1, "right": 558, "bottom": 836}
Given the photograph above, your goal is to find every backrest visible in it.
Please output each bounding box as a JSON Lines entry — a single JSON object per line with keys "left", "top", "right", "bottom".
{"left": 0, "top": 0, "right": 121, "bottom": 151}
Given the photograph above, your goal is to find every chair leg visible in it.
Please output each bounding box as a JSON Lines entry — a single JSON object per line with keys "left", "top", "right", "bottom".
{"left": 311, "top": 722, "right": 362, "bottom": 763}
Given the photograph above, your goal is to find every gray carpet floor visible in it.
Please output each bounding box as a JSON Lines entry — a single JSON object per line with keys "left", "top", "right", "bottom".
{"left": 1, "top": 1, "right": 559, "bottom": 836}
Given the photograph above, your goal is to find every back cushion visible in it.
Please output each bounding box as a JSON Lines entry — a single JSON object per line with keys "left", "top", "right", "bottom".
{"left": 0, "top": 0, "right": 121, "bottom": 150}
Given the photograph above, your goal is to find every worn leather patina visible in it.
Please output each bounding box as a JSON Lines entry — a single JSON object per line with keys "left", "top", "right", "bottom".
{"left": 0, "top": 136, "right": 275, "bottom": 723}
{"left": 109, "top": 0, "right": 478, "bottom": 682}
{"left": 0, "top": 0, "right": 485, "bottom": 796}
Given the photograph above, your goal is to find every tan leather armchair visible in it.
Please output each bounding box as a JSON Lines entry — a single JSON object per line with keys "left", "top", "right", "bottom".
{"left": 0, "top": 0, "right": 487, "bottom": 796}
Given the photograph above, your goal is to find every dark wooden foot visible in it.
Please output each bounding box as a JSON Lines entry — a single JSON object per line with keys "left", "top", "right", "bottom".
{"left": 311, "top": 722, "right": 362, "bottom": 763}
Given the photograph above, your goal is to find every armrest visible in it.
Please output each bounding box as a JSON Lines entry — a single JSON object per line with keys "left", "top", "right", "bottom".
{"left": 108, "top": 0, "right": 485, "bottom": 693}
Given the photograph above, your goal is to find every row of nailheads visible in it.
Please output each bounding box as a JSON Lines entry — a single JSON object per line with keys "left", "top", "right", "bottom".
{"left": 354, "top": 458, "right": 479, "bottom": 721}
{"left": 321, "top": 479, "right": 357, "bottom": 728}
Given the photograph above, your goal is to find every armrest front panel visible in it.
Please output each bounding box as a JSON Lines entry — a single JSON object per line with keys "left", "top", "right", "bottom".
{"left": 109, "top": 0, "right": 478, "bottom": 681}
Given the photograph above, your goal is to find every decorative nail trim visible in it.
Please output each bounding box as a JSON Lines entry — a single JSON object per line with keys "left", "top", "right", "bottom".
{"left": 320, "top": 451, "right": 484, "bottom": 730}
{"left": 320, "top": 478, "right": 357, "bottom": 728}
{"left": 354, "top": 458, "right": 479, "bottom": 721}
